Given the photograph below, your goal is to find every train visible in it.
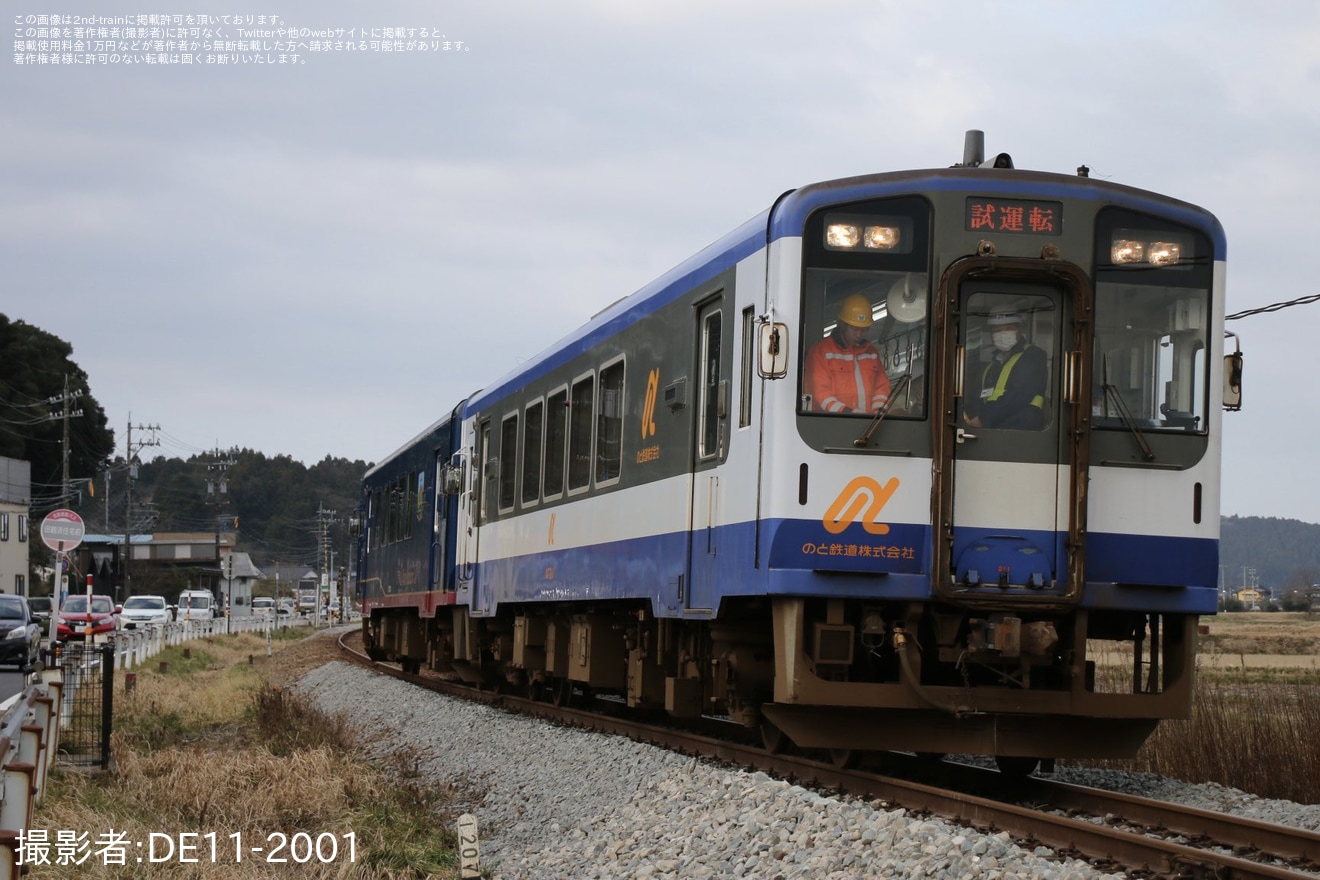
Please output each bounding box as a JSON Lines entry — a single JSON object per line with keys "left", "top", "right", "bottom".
{"left": 354, "top": 131, "right": 1243, "bottom": 772}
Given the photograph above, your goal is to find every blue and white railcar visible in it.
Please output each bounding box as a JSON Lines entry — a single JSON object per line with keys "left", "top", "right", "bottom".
{"left": 359, "top": 133, "right": 1240, "bottom": 766}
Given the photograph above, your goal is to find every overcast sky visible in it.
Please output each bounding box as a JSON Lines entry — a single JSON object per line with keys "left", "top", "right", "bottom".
{"left": 5, "top": 1, "right": 1319, "bottom": 522}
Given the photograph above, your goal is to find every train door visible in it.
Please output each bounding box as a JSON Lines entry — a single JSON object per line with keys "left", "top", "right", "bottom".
{"left": 931, "top": 258, "right": 1092, "bottom": 604}
{"left": 461, "top": 419, "right": 493, "bottom": 612}
{"left": 686, "top": 295, "right": 731, "bottom": 611}
{"left": 431, "top": 450, "right": 448, "bottom": 592}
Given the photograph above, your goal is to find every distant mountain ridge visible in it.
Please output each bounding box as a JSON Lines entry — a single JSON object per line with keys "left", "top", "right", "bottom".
{"left": 1220, "top": 515, "right": 1320, "bottom": 596}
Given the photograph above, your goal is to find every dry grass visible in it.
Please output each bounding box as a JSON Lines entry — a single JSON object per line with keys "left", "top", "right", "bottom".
{"left": 1075, "top": 612, "right": 1320, "bottom": 802}
{"left": 1198, "top": 611, "right": 1320, "bottom": 660}
{"left": 35, "top": 631, "right": 470, "bottom": 879}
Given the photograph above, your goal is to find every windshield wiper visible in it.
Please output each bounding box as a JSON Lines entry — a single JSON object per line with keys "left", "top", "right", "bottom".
{"left": 854, "top": 373, "right": 914, "bottom": 448}
{"left": 1100, "top": 382, "right": 1156, "bottom": 462}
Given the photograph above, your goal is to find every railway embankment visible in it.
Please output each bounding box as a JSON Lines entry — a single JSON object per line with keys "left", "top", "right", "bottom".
{"left": 31, "top": 628, "right": 462, "bottom": 879}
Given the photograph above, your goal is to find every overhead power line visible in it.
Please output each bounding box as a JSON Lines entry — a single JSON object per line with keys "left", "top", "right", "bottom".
{"left": 1227, "top": 293, "right": 1320, "bottom": 321}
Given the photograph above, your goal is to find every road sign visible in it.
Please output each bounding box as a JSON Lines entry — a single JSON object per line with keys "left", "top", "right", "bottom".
{"left": 40, "top": 508, "right": 86, "bottom": 552}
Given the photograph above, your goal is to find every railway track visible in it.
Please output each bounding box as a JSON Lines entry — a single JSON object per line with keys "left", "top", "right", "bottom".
{"left": 336, "top": 630, "right": 1320, "bottom": 880}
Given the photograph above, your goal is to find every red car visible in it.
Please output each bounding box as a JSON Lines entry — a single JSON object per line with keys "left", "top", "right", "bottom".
{"left": 56, "top": 594, "right": 119, "bottom": 641}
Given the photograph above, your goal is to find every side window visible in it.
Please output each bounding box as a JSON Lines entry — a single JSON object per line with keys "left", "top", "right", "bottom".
{"left": 0, "top": 513, "right": 7, "bottom": 541}
{"left": 477, "top": 421, "right": 492, "bottom": 525}
{"left": 18, "top": 515, "right": 26, "bottom": 543}
{"left": 395, "top": 478, "right": 405, "bottom": 542}
{"left": 596, "top": 360, "right": 624, "bottom": 485}
{"left": 405, "top": 470, "right": 416, "bottom": 539}
{"left": 568, "top": 373, "right": 595, "bottom": 493}
{"left": 499, "top": 413, "right": 519, "bottom": 513}
{"left": 740, "top": 307, "right": 754, "bottom": 428}
{"left": 522, "top": 400, "right": 544, "bottom": 506}
{"left": 698, "top": 310, "right": 722, "bottom": 459}
{"left": 544, "top": 388, "right": 568, "bottom": 499}
{"left": 367, "top": 492, "right": 377, "bottom": 549}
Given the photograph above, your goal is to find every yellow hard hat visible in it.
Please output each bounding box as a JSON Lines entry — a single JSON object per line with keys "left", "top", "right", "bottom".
{"left": 837, "top": 294, "right": 874, "bottom": 328}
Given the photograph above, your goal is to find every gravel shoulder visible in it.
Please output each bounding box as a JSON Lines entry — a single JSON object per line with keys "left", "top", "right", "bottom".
{"left": 292, "top": 634, "right": 1320, "bottom": 879}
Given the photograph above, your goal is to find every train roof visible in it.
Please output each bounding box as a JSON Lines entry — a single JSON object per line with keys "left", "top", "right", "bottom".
{"left": 466, "top": 165, "right": 1225, "bottom": 414}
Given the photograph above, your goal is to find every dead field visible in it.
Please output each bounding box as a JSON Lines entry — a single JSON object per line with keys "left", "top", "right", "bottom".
{"left": 1197, "top": 611, "right": 1320, "bottom": 667}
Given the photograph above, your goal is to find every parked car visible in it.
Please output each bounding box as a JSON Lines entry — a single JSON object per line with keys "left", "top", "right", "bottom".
{"left": 26, "top": 596, "right": 53, "bottom": 636}
{"left": 119, "top": 595, "right": 173, "bottom": 630}
{"left": 251, "top": 597, "right": 276, "bottom": 616}
{"left": 0, "top": 595, "right": 41, "bottom": 669}
{"left": 55, "top": 594, "right": 119, "bottom": 641}
{"left": 176, "top": 590, "right": 216, "bottom": 622}
{"left": 276, "top": 597, "right": 296, "bottom": 617}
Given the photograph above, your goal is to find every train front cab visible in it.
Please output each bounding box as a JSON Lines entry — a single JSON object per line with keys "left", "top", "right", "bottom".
{"left": 757, "top": 179, "right": 1230, "bottom": 762}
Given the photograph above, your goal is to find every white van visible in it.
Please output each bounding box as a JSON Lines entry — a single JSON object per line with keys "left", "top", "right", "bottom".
{"left": 176, "top": 590, "right": 217, "bottom": 622}
{"left": 251, "top": 597, "right": 276, "bottom": 617}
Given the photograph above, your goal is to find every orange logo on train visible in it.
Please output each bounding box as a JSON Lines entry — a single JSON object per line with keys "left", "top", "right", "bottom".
{"left": 822, "top": 476, "right": 900, "bottom": 535}
{"left": 641, "top": 368, "right": 659, "bottom": 439}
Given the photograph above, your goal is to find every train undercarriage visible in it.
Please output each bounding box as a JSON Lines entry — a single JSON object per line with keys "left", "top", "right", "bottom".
{"left": 363, "top": 596, "right": 1195, "bottom": 764}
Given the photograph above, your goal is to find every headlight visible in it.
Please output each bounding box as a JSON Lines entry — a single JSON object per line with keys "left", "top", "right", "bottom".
{"left": 1, "top": 627, "right": 22, "bottom": 639}
{"left": 1110, "top": 238, "right": 1144, "bottom": 264}
{"left": 1111, "top": 229, "right": 1187, "bottom": 267}
{"left": 862, "top": 225, "right": 901, "bottom": 250}
{"left": 823, "top": 213, "right": 912, "bottom": 253}
{"left": 825, "top": 223, "right": 860, "bottom": 248}
{"left": 1146, "top": 240, "right": 1182, "bottom": 266}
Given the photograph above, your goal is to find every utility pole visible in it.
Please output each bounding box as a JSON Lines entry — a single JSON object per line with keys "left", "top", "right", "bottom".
{"left": 316, "top": 504, "right": 336, "bottom": 626}
{"left": 208, "top": 447, "right": 236, "bottom": 620}
{"left": 123, "top": 416, "right": 161, "bottom": 602}
{"left": 46, "top": 375, "right": 85, "bottom": 505}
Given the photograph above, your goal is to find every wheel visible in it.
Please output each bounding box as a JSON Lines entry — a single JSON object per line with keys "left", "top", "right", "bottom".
{"left": 550, "top": 678, "right": 573, "bottom": 707}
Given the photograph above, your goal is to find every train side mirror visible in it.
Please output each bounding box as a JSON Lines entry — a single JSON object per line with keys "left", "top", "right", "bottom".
{"left": 1223, "top": 351, "right": 1243, "bottom": 411}
{"left": 758, "top": 322, "right": 789, "bottom": 379}
{"left": 441, "top": 463, "right": 464, "bottom": 496}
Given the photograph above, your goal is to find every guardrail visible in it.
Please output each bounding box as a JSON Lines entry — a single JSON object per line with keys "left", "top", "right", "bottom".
{"left": 109, "top": 615, "right": 276, "bottom": 671}
{"left": 0, "top": 678, "right": 62, "bottom": 879}
{"left": 0, "top": 614, "right": 285, "bottom": 876}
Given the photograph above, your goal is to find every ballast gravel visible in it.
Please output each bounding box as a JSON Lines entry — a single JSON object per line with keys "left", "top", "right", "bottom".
{"left": 298, "top": 661, "right": 1319, "bottom": 879}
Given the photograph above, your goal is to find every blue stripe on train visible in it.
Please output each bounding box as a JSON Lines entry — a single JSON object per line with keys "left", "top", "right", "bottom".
{"left": 465, "top": 518, "right": 1218, "bottom": 615}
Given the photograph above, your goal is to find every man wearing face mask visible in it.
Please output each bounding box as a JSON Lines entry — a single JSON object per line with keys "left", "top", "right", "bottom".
{"left": 964, "top": 312, "right": 1047, "bottom": 430}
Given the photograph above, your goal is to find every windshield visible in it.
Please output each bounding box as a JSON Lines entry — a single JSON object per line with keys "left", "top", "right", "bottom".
{"left": 0, "top": 598, "right": 26, "bottom": 620}
{"left": 1094, "top": 282, "right": 1209, "bottom": 432}
{"left": 181, "top": 595, "right": 211, "bottom": 609}
{"left": 63, "top": 596, "right": 113, "bottom": 614}
{"left": 125, "top": 596, "right": 165, "bottom": 610}
{"left": 28, "top": 598, "right": 50, "bottom": 612}
{"left": 1094, "top": 211, "right": 1212, "bottom": 434}
{"left": 801, "top": 268, "right": 928, "bottom": 418}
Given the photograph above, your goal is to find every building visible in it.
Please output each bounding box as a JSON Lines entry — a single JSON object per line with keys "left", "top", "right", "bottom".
{"left": 76, "top": 531, "right": 236, "bottom": 603}
{"left": 220, "top": 551, "right": 263, "bottom": 617}
{"left": 0, "top": 459, "right": 31, "bottom": 597}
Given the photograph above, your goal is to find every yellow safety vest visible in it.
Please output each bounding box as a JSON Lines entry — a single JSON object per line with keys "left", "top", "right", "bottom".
{"left": 984, "top": 351, "right": 1044, "bottom": 409}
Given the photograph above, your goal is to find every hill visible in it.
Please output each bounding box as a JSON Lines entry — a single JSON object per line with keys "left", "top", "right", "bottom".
{"left": 1220, "top": 515, "right": 1320, "bottom": 598}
